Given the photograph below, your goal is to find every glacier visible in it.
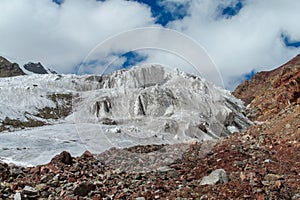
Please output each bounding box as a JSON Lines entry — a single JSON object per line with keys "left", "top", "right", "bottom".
{"left": 0, "top": 64, "right": 252, "bottom": 166}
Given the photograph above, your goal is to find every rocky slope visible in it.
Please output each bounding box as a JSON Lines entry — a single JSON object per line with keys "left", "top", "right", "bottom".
{"left": 0, "top": 119, "right": 299, "bottom": 199}
{"left": 233, "top": 54, "right": 300, "bottom": 121}
{"left": 0, "top": 56, "right": 25, "bottom": 78}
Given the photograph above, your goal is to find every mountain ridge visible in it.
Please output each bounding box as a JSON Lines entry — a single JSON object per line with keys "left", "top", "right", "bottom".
{"left": 0, "top": 56, "right": 58, "bottom": 77}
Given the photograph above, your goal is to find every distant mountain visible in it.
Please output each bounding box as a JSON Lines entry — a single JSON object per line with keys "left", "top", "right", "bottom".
{"left": 0, "top": 56, "right": 58, "bottom": 77}
{"left": 23, "top": 62, "right": 57, "bottom": 74}
{"left": 0, "top": 56, "right": 25, "bottom": 77}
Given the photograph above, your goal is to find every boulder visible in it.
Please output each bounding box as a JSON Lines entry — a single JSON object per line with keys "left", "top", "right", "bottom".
{"left": 73, "top": 182, "right": 95, "bottom": 196}
{"left": 200, "top": 169, "right": 228, "bottom": 185}
{"left": 51, "top": 151, "right": 73, "bottom": 165}
{"left": 22, "top": 185, "right": 38, "bottom": 195}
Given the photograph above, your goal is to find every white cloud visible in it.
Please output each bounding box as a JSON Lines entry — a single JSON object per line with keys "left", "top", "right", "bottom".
{"left": 0, "top": 0, "right": 154, "bottom": 73}
{"left": 166, "top": 0, "right": 300, "bottom": 89}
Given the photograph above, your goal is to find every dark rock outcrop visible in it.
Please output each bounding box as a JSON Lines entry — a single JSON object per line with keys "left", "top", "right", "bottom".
{"left": 0, "top": 56, "right": 25, "bottom": 77}
{"left": 23, "top": 62, "right": 57, "bottom": 74}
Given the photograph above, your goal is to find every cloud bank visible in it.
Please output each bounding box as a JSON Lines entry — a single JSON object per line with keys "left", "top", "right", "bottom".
{"left": 0, "top": 0, "right": 154, "bottom": 73}
{"left": 0, "top": 0, "right": 300, "bottom": 89}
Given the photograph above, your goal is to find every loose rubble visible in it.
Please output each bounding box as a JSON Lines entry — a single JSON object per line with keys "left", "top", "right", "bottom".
{"left": 0, "top": 113, "right": 299, "bottom": 200}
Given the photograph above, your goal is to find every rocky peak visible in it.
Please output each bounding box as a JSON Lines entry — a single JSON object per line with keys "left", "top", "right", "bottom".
{"left": 233, "top": 54, "right": 300, "bottom": 121}
{"left": 23, "top": 62, "right": 57, "bottom": 74}
{"left": 0, "top": 56, "right": 25, "bottom": 78}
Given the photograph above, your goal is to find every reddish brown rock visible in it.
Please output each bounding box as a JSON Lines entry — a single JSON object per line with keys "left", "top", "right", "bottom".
{"left": 233, "top": 54, "right": 300, "bottom": 121}
{"left": 81, "top": 150, "right": 93, "bottom": 157}
{"left": 51, "top": 151, "right": 73, "bottom": 165}
{"left": 73, "top": 182, "right": 95, "bottom": 196}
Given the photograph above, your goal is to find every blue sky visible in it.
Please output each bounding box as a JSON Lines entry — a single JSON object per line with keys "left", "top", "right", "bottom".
{"left": 52, "top": 0, "right": 63, "bottom": 5}
{"left": 220, "top": 0, "right": 243, "bottom": 18}
{"left": 53, "top": 0, "right": 190, "bottom": 26}
{"left": 281, "top": 33, "right": 300, "bottom": 48}
{"left": 132, "top": 0, "right": 190, "bottom": 26}
{"left": 121, "top": 51, "right": 148, "bottom": 69}
{"left": 1, "top": 0, "right": 300, "bottom": 90}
